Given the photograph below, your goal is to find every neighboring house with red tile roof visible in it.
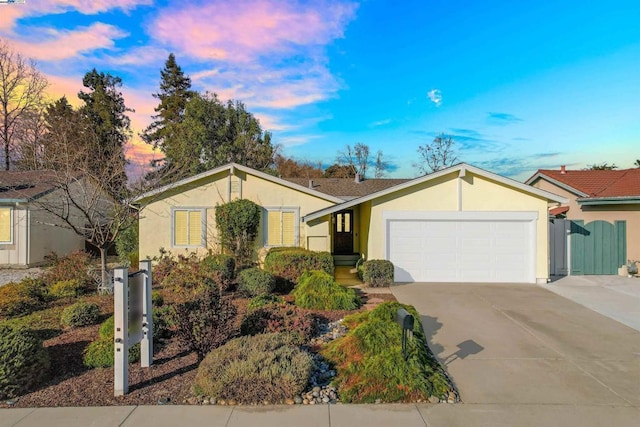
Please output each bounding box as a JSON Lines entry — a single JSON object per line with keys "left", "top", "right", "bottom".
{"left": 526, "top": 166, "right": 640, "bottom": 261}
{"left": 0, "top": 170, "right": 87, "bottom": 267}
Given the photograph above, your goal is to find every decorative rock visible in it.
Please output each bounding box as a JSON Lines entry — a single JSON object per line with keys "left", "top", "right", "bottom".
{"left": 285, "top": 398, "right": 295, "bottom": 405}
{"left": 157, "top": 397, "right": 169, "bottom": 405}
{"left": 263, "top": 400, "right": 270, "bottom": 405}
{"left": 5, "top": 398, "right": 18, "bottom": 406}
{"left": 322, "top": 397, "right": 330, "bottom": 403}
{"left": 202, "top": 398, "right": 210, "bottom": 405}
{"left": 186, "top": 397, "right": 199, "bottom": 405}
{"left": 375, "top": 399, "right": 382, "bottom": 404}
{"left": 428, "top": 396, "right": 440, "bottom": 404}
{"left": 303, "top": 399, "right": 309, "bottom": 405}
{"left": 210, "top": 397, "right": 217, "bottom": 405}
{"left": 228, "top": 399, "right": 237, "bottom": 406}
{"left": 218, "top": 400, "right": 226, "bottom": 406}
{"left": 294, "top": 396, "right": 303, "bottom": 404}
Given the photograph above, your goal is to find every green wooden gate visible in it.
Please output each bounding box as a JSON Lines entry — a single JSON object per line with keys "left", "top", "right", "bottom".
{"left": 570, "top": 220, "right": 626, "bottom": 275}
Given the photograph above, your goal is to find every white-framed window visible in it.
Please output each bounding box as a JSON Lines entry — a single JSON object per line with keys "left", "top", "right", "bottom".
{"left": 265, "top": 207, "right": 299, "bottom": 247}
{"left": 172, "top": 208, "right": 205, "bottom": 247}
{"left": 0, "top": 207, "right": 12, "bottom": 244}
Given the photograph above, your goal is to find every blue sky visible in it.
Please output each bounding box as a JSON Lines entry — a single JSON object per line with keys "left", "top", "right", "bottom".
{"left": 1, "top": 0, "right": 638, "bottom": 180}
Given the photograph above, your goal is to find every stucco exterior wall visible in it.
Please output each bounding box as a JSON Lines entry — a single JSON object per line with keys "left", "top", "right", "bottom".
{"left": 532, "top": 179, "right": 640, "bottom": 261}
{"left": 365, "top": 172, "right": 551, "bottom": 281}
{"left": 138, "top": 170, "right": 337, "bottom": 259}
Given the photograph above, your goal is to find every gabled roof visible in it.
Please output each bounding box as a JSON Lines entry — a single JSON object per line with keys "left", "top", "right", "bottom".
{"left": 133, "top": 163, "right": 345, "bottom": 204}
{"left": 304, "top": 163, "right": 568, "bottom": 222}
{"left": 526, "top": 168, "right": 640, "bottom": 199}
{"left": 0, "top": 170, "right": 59, "bottom": 202}
{"left": 282, "top": 177, "right": 410, "bottom": 200}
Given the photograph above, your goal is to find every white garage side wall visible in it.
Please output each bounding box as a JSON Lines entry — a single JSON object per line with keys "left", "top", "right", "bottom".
{"left": 382, "top": 211, "right": 537, "bottom": 283}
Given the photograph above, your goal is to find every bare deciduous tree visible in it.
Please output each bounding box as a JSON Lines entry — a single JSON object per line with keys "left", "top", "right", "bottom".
{"left": 0, "top": 41, "right": 48, "bottom": 170}
{"left": 413, "top": 133, "right": 458, "bottom": 175}
{"left": 338, "top": 142, "right": 370, "bottom": 178}
{"left": 374, "top": 150, "right": 386, "bottom": 178}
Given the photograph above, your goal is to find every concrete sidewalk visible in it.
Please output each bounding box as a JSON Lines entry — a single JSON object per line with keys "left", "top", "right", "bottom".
{"left": 2, "top": 403, "right": 639, "bottom": 427}
{"left": 540, "top": 275, "right": 640, "bottom": 331}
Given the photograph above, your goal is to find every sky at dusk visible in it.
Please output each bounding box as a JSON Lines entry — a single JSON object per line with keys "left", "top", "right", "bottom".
{"left": 1, "top": 0, "right": 638, "bottom": 181}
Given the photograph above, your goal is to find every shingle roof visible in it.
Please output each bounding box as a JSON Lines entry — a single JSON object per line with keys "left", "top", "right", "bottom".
{"left": 532, "top": 168, "right": 640, "bottom": 198}
{"left": 282, "top": 177, "right": 411, "bottom": 199}
{"left": 0, "top": 170, "right": 58, "bottom": 201}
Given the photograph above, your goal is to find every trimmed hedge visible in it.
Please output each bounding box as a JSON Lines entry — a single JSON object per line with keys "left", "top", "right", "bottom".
{"left": 83, "top": 315, "right": 140, "bottom": 368}
{"left": 193, "top": 333, "right": 313, "bottom": 404}
{"left": 237, "top": 268, "right": 276, "bottom": 297}
{"left": 0, "top": 324, "right": 50, "bottom": 399}
{"left": 247, "top": 294, "right": 284, "bottom": 311}
{"left": 61, "top": 301, "right": 101, "bottom": 328}
{"left": 292, "top": 270, "right": 360, "bottom": 310}
{"left": 263, "top": 248, "right": 334, "bottom": 285}
{"left": 0, "top": 278, "right": 48, "bottom": 318}
{"left": 321, "top": 302, "right": 452, "bottom": 403}
{"left": 201, "top": 254, "right": 236, "bottom": 290}
{"left": 49, "top": 279, "right": 83, "bottom": 299}
{"left": 362, "top": 260, "right": 394, "bottom": 287}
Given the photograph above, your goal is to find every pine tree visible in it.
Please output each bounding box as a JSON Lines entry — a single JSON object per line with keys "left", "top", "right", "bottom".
{"left": 143, "top": 53, "right": 194, "bottom": 160}
{"left": 78, "top": 69, "right": 131, "bottom": 192}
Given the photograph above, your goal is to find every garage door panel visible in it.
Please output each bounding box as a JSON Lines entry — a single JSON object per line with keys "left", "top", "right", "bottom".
{"left": 388, "top": 216, "right": 534, "bottom": 283}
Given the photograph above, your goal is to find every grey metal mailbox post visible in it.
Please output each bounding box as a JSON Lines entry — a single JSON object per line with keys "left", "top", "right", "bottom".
{"left": 396, "top": 308, "right": 414, "bottom": 360}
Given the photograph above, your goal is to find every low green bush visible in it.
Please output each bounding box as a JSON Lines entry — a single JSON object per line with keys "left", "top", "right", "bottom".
{"left": 247, "top": 294, "right": 284, "bottom": 310}
{"left": 83, "top": 315, "right": 140, "bottom": 368}
{"left": 153, "top": 306, "right": 174, "bottom": 339}
{"left": 321, "top": 302, "right": 451, "bottom": 403}
{"left": 60, "top": 301, "right": 100, "bottom": 328}
{"left": 0, "top": 324, "right": 50, "bottom": 399}
{"left": 292, "top": 270, "right": 360, "bottom": 310}
{"left": 0, "top": 278, "right": 48, "bottom": 318}
{"left": 237, "top": 268, "right": 276, "bottom": 297}
{"left": 240, "top": 303, "right": 316, "bottom": 344}
{"left": 263, "top": 248, "right": 334, "bottom": 285}
{"left": 151, "top": 290, "right": 164, "bottom": 307}
{"left": 201, "top": 254, "right": 236, "bottom": 290}
{"left": 42, "top": 251, "right": 94, "bottom": 291}
{"left": 49, "top": 279, "right": 82, "bottom": 299}
{"left": 362, "top": 260, "right": 394, "bottom": 287}
{"left": 193, "top": 333, "right": 312, "bottom": 404}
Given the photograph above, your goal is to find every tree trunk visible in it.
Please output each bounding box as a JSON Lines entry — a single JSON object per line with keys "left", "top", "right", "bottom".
{"left": 100, "top": 247, "right": 108, "bottom": 287}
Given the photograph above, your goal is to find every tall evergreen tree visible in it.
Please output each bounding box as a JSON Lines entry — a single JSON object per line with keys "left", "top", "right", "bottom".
{"left": 78, "top": 69, "right": 131, "bottom": 192}
{"left": 143, "top": 54, "right": 194, "bottom": 176}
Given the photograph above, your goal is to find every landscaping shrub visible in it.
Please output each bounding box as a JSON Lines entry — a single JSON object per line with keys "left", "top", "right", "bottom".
{"left": 292, "top": 270, "right": 360, "bottom": 310}
{"left": 60, "top": 301, "right": 100, "bottom": 328}
{"left": 115, "top": 222, "right": 138, "bottom": 267}
{"left": 0, "top": 324, "right": 50, "bottom": 399}
{"left": 42, "top": 251, "right": 94, "bottom": 291}
{"left": 153, "top": 306, "right": 174, "bottom": 339}
{"left": 152, "top": 249, "right": 177, "bottom": 286}
{"left": 362, "top": 260, "right": 394, "bottom": 287}
{"left": 237, "top": 267, "right": 276, "bottom": 297}
{"left": 151, "top": 290, "right": 164, "bottom": 307}
{"left": 83, "top": 315, "right": 140, "bottom": 368}
{"left": 215, "top": 199, "right": 262, "bottom": 266}
{"left": 240, "top": 303, "right": 316, "bottom": 344}
{"left": 170, "top": 281, "right": 237, "bottom": 360}
{"left": 49, "top": 279, "right": 82, "bottom": 299}
{"left": 162, "top": 253, "right": 223, "bottom": 293}
{"left": 247, "top": 294, "right": 284, "bottom": 311}
{"left": 321, "top": 302, "right": 451, "bottom": 403}
{"left": 0, "top": 278, "right": 48, "bottom": 318}
{"left": 263, "top": 248, "right": 334, "bottom": 286}
{"left": 201, "top": 254, "right": 236, "bottom": 290}
{"left": 193, "top": 333, "right": 312, "bottom": 404}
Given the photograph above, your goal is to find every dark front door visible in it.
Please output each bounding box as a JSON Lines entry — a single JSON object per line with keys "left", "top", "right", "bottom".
{"left": 333, "top": 210, "right": 353, "bottom": 254}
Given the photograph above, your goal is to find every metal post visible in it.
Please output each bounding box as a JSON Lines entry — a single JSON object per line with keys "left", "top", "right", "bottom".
{"left": 566, "top": 230, "right": 572, "bottom": 277}
{"left": 139, "top": 260, "right": 153, "bottom": 368}
{"left": 114, "top": 267, "right": 129, "bottom": 396}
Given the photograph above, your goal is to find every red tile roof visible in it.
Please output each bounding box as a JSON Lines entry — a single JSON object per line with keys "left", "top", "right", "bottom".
{"left": 549, "top": 205, "right": 569, "bottom": 216}
{"left": 534, "top": 168, "right": 640, "bottom": 198}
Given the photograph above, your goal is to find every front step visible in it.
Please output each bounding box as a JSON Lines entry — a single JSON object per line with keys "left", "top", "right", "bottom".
{"left": 333, "top": 254, "right": 361, "bottom": 266}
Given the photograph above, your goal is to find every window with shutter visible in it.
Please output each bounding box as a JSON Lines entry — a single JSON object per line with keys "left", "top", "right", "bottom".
{"left": 265, "top": 208, "right": 298, "bottom": 247}
{"left": 173, "top": 209, "right": 204, "bottom": 247}
{"left": 0, "top": 208, "right": 12, "bottom": 243}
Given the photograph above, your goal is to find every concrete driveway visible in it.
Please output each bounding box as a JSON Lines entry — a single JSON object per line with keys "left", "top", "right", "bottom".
{"left": 391, "top": 283, "right": 640, "bottom": 411}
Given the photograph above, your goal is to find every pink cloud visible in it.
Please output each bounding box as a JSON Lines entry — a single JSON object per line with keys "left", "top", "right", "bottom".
{"left": 150, "top": 0, "right": 357, "bottom": 62}
{"left": 10, "top": 23, "right": 126, "bottom": 61}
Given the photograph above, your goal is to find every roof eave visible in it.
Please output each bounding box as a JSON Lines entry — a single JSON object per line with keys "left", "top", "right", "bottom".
{"left": 304, "top": 163, "right": 568, "bottom": 222}
{"left": 525, "top": 172, "right": 589, "bottom": 197}
{"left": 577, "top": 196, "right": 640, "bottom": 205}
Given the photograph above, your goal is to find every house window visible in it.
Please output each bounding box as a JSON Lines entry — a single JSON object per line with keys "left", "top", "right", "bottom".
{"left": 266, "top": 208, "right": 299, "bottom": 246}
{"left": 0, "top": 207, "right": 12, "bottom": 244}
{"left": 173, "top": 209, "right": 204, "bottom": 247}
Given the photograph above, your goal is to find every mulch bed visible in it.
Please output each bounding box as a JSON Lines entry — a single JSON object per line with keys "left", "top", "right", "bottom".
{"left": 1, "top": 291, "right": 396, "bottom": 408}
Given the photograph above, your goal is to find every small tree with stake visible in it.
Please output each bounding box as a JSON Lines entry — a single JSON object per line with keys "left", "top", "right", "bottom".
{"left": 215, "top": 199, "right": 262, "bottom": 267}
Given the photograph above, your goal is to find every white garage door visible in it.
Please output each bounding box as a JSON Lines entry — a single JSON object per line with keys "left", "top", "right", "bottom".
{"left": 387, "top": 212, "right": 536, "bottom": 283}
